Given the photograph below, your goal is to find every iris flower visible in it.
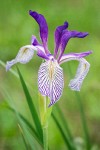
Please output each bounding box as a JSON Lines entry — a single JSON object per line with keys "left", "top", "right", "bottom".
{"left": 6, "top": 11, "right": 92, "bottom": 106}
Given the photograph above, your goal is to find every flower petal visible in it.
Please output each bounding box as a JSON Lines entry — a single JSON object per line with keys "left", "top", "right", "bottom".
{"left": 37, "top": 49, "right": 50, "bottom": 60}
{"left": 6, "top": 59, "right": 17, "bottom": 71}
{"left": 69, "top": 58, "right": 90, "bottom": 91}
{"left": 59, "top": 51, "right": 92, "bottom": 91}
{"left": 58, "top": 30, "right": 88, "bottom": 61}
{"left": 54, "top": 22, "right": 68, "bottom": 58}
{"left": 38, "top": 60, "right": 64, "bottom": 106}
{"left": 6, "top": 45, "right": 36, "bottom": 71}
{"left": 31, "top": 35, "right": 41, "bottom": 46}
{"left": 29, "top": 10, "right": 49, "bottom": 53}
{"left": 59, "top": 51, "right": 92, "bottom": 64}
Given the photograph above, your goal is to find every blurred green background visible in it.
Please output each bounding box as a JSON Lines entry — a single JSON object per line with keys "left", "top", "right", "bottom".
{"left": 0, "top": 0, "right": 100, "bottom": 149}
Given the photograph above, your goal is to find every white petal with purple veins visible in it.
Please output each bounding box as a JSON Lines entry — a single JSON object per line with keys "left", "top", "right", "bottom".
{"left": 69, "top": 58, "right": 90, "bottom": 91}
{"left": 6, "top": 45, "right": 38, "bottom": 71}
{"left": 38, "top": 60, "right": 64, "bottom": 106}
{"left": 16, "top": 45, "right": 35, "bottom": 63}
{"left": 59, "top": 51, "right": 92, "bottom": 91}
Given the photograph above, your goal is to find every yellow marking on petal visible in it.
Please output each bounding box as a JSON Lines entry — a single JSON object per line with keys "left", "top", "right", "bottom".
{"left": 21, "top": 48, "right": 29, "bottom": 56}
{"left": 84, "top": 63, "right": 86, "bottom": 69}
{"left": 23, "top": 48, "right": 28, "bottom": 53}
{"left": 49, "top": 61, "right": 54, "bottom": 80}
{"left": 19, "top": 48, "right": 29, "bottom": 59}
{"left": 48, "top": 60, "right": 58, "bottom": 81}
{"left": 82, "top": 63, "right": 86, "bottom": 74}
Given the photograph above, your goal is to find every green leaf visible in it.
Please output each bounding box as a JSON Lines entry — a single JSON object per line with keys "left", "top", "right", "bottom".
{"left": 19, "top": 114, "right": 38, "bottom": 140}
{"left": 55, "top": 104, "right": 76, "bottom": 150}
{"left": 17, "top": 67, "right": 43, "bottom": 143}
{"left": 18, "top": 124, "right": 30, "bottom": 150}
{"left": 1, "top": 87, "right": 43, "bottom": 147}
{"left": 52, "top": 112, "right": 75, "bottom": 150}
{"left": 55, "top": 104, "right": 73, "bottom": 140}
{"left": 15, "top": 109, "right": 40, "bottom": 150}
{"left": 9, "top": 106, "right": 43, "bottom": 147}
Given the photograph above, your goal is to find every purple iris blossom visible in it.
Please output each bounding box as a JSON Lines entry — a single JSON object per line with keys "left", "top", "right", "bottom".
{"left": 6, "top": 10, "right": 92, "bottom": 107}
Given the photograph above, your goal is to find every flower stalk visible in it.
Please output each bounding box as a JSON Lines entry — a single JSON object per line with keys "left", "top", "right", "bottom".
{"left": 43, "top": 122, "right": 48, "bottom": 150}
{"left": 42, "top": 96, "right": 48, "bottom": 150}
{"left": 38, "top": 94, "right": 52, "bottom": 150}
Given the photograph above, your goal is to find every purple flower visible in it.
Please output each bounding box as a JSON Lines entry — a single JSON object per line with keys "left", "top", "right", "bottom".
{"left": 6, "top": 11, "right": 92, "bottom": 107}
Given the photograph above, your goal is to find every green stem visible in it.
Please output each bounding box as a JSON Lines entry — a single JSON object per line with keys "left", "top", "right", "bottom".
{"left": 39, "top": 95, "right": 52, "bottom": 150}
{"left": 42, "top": 96, "right": 48, "bottom": 150}
{"left": 43, "top": 123, "right": 48, "bottom": 150}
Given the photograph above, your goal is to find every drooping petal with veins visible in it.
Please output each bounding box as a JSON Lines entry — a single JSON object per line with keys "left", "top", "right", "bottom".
{"left": 69, "top": 58, "right": 90, "bottom": 91}
{"left": 6, "top": 45, "right": 37, "bottom": 71}
{"left": 38, "top": 60, "right": 64, "bottom": 106}
{"left": 59, "top": 51, "right": 92, "bottom": 91}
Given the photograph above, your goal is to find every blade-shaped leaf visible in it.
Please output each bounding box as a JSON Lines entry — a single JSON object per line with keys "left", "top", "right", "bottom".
{"left": 20, "top": 114, "right": 39, "bottom": 140}
{"left": 17, "top": 67, "right": 43, "bottom": 143}
{"left": 18, "top": 124, "right": 30, "bottom": 150}
{"left": 54, "top": 104, "right": 76, "bottom": 150}
{"left": 1, "top": 86, "right": 43, "bottom": 147}
{"left": 15, "top": 109, "right": 40, "bottom": 150}
{"left": 55, "top": 104, "right": 73, "bottom": 140}
{"left": 9, "top": 106, "right": 43, "bottom": 147}
{"left": 52, "top": 112, "right": 75, "bottom": 150}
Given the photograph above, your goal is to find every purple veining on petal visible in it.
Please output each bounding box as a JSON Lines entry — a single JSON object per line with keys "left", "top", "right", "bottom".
{"left": 38, "top": 60, "right": 64, "bottom": 107}
{"left": 54, "top": 22, "right": 68, "bottom": 58}
{"left": 6, "top": 45, "right": 36, "bottom": 71}
{"left": 29, "top": 10, "right": 49, "bottom": 54}
{"left": 68, "top": 58, "right": 90, "bottom": 91}
{"left": 58, "top": 30, "right": 89, "bottom": 61}
{"left": 59, "top": 51, "right": 92, "bottom": 64}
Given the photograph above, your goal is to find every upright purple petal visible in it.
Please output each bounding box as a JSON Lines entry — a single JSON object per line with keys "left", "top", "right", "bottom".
{"left": 54, "top": 22, "right": 68, "bottom": 58}
{"left": 29, "top": 10, "right": 49, "bottom": 54}
{"left": 58, "top": 30, "right": 88, "bottom": 61}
